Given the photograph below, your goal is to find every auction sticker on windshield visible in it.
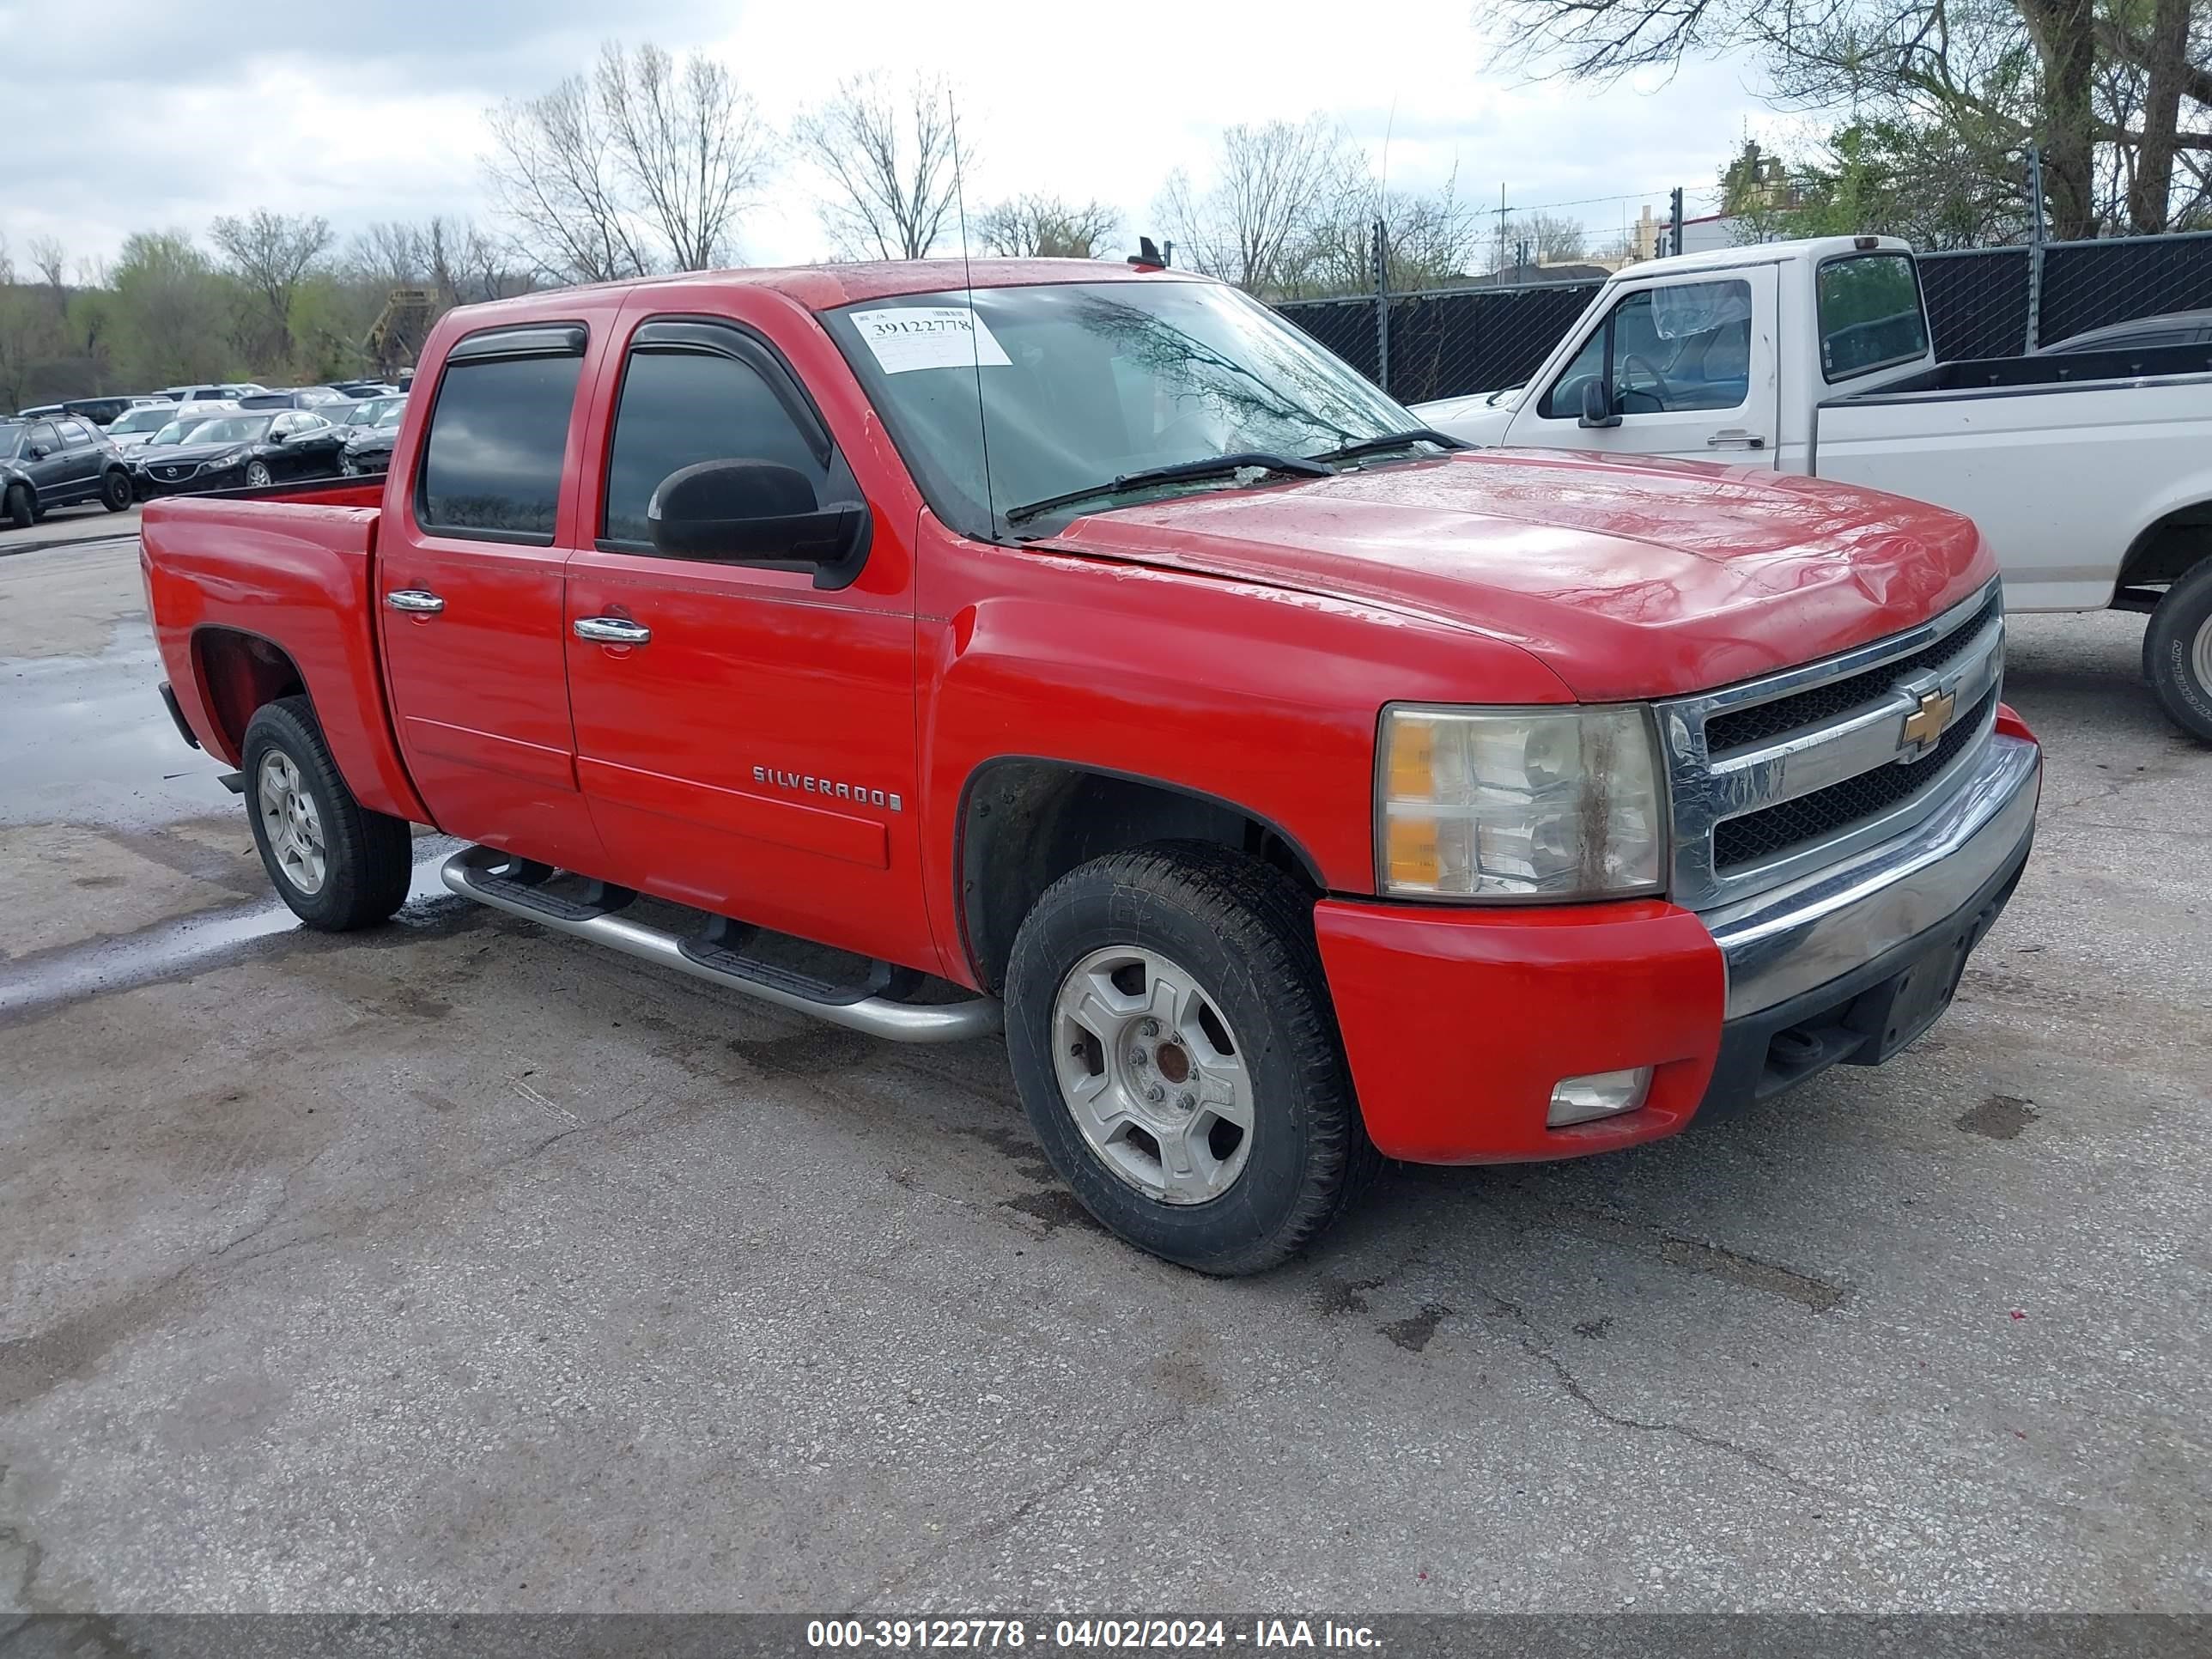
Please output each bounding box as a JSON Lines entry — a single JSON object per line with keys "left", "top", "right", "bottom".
{"left": 849, "top": 307, "right": 1012, "bottom": 374}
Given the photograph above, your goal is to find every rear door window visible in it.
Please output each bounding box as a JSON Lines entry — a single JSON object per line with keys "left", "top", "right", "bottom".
{"left": 1817, "top": 255, "right": 1929, "bottom": 381}
{"left": 416, "top": 337, "right": 586, "bottom": 544}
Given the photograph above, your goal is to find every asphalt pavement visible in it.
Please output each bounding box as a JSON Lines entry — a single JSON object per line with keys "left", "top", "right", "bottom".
{"left": 1, "top": 539, "right": 2207, "bottom": 1613}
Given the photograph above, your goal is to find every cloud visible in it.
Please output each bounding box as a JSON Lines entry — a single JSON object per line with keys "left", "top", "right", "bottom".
{"left": 0, "top": 0, "right": 1784, "bottom": 273}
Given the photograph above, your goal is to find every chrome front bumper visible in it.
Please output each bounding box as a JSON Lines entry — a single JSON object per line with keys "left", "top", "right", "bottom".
{"left": 1701, "top": 732, "right": 2041, "bottom": 1019}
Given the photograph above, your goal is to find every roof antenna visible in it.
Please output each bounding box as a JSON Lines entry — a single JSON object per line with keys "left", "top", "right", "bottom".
{"left": 948, "top": 87, "right": 998, "bottom": 538}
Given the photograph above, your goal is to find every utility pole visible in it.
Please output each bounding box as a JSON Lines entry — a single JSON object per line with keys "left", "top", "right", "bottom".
{"left": 1498, "top": 181, "right": 1509, "bottom": 276}
{"left": 1668, "top": 186, "right": 1685, "bottom": 258}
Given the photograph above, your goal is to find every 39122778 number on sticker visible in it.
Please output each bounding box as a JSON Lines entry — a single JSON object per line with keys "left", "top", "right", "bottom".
{"left": 848, "top": 307, "right": 1012, "bottom": 374}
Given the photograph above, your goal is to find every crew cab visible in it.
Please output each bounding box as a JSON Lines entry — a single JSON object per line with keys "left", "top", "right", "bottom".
{"left": 143, "top": 260, "right": 2041, "bottom": 1273}
{"left": 1416, "top": 235, "right": 2212, "bottom": 741}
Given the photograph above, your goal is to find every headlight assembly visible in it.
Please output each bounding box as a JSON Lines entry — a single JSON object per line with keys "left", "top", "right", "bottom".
{"left": 1376, "top": 704, "right": 1664, "bottom": 901}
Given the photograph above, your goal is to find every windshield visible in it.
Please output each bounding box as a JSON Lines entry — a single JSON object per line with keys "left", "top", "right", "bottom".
{"left": 0, "top": 428, "right": 21, "bottom": 459}
{"left": 166, "top": 413, "right": 274, "bottom": 444}
{"left": 823, "top": 280, "right": 1418, "bottom": 537}
{"left": 370, "top": 400, "right": 407, "bottom": 428}
{"left": 112, "top": 405, "right": 179, "bottom": 434}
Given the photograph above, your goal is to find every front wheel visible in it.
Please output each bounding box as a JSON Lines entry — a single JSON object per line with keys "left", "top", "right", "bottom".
{"left": 338, "top": 454, "right": 359, "bottom": 477}
{"left": 1005, "top": 842, "right": 1376, "bottom": 1275}
{"left": 244, "top": 460, "right": 274, "bottom": 489}
{"left": 3, "top": 485, "right": 30, "bottom": 531}
{"left": 241, "top": 696, "right": 414, "bottom": 930}
{"left": 100, "top": 469, "right": 132, "bottom": 511}
{"left": 2144, "top": 561, "right": 2212, "bottom": 743}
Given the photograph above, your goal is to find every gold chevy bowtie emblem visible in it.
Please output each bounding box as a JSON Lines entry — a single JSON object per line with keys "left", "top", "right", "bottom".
{"left": 1902, "top": 688, "right": 1955, "bottom": 750}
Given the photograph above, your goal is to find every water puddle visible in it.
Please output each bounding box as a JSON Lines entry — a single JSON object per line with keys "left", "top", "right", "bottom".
{"left": 0, "top": 848, "right": 470, "bottom": 1024}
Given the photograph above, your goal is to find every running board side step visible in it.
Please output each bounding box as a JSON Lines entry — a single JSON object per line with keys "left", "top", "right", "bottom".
{"left": 440, "top": 847, "right": 1001, "bottom": 1044}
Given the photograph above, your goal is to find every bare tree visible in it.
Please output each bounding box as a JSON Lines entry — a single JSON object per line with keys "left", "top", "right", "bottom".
{"left": 597, "top": 42, "right": 774, "bottom": 270}
{"left": 27, "top": 236, "right": 69, "bottom": 319}
{"left": 791, "top": 73, "right": 964, "bottom": 260}
{"left": 1156, "top": 116, "right": 1358, "bottom": 294}
{"left": 453, "top": 221, "right": 535, "bottom": 304}
{"left": 349, "top": 222, "right": 427, "bottom": 289}
{"left": 487, "top": 74, "right": 653, "bottom": 283}
{"left": 975, "top": 193, "right": 1118, "bottom": 258}
{"left": 209, "top": 210, "right": 332, "bottom": 366}
{"left": 1297, "top": 161, "right": 1485, "bottom": 296}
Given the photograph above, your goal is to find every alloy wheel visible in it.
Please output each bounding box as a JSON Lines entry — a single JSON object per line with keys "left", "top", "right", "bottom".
{"left": 1049, "top": 945, "right": 1255, "bottom": 1204}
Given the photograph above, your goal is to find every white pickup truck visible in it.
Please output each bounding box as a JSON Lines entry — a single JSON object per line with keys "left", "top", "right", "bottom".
{"left": 1416, "top": 235, "right": 2212, "bottom": 739}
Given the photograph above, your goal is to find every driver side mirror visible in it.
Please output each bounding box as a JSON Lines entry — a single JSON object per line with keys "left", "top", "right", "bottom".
{"left": 27, "top": 445, "right": 51, "bottom": 460}
{"left": 647, "top": 459, "right": 871, "bottom": 591}
{"left": 1577, "top": 378, "right": 1621, "bottom": 430}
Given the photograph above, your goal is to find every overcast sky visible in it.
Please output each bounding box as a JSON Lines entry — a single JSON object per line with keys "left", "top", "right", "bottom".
{"left": 0, "top": 0, "right": 1791, "bottom": 276}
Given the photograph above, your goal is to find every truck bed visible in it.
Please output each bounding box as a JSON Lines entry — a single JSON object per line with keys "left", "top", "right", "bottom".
{"left": 1848, "top": 338, "right": 2212, "bottom": 396}
{"left": 140, "top": 482, "right": 428, "bottom": 823}
{"left": 1811, "top": 348, "right": 2212, "bottom": 613}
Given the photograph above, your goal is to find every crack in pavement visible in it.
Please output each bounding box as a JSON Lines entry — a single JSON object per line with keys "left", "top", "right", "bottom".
{"left": 841, "top": 1407, "right": 1192, "bottom": 1614}
{"left": 1474, "top": 1285, "right": 1842, "bottom": 1504}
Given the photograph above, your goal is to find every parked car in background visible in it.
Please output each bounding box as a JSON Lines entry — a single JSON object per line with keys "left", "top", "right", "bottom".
{"left": 106, "top": 400, "right": 214, "bottom": 453}
{"left": 336, "top": 396, "right": 407, "bottom": 475}
{"left": 1417, "top": 235, "right": 2212, "bottom": 741}
{"left": 2038, "top": 309, "right": 2212, "bottom": 354}
{"left": 1, "top": 416, "right": 134, "bottom": 527}
{"left": 130, "top": 410, "right": 340, "bottom": 499}
{"left": 13, "top": 396, "right": 169, "bottom": 428}
{"left": 238, "top": 386, "right": 356, "bottom": 411}
{"left": 329, "top": 380, "right": 404, "bottom": 399}
{"left": 161, "top": 382, "right": 267, "bottom": 404}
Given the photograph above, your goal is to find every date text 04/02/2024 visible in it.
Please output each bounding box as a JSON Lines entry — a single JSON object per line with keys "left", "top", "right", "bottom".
{"left": 804, "top": 1619, "right": 1382, "bottom": 1649}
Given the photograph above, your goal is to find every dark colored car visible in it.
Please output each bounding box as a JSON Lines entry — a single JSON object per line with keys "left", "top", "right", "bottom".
{"left": 0, "top": 416, "right": 135, "bottom": 528}
{"left": 337, "top": 398, "right": 408, "bottom": 476}
{"left": 14, "top": 396, "right": 160, "bottom": 428}
{"left": 328, "top": 380, "right": 403, "bottom": 399}
{"left": 130, "top": 410, "right": 343, "bottom": 499}
{"left": 2039, "top": 310, "right": 2212, "bottom": 354}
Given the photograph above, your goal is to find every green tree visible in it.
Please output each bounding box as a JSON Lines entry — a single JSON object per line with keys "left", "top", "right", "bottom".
{"left": 109, "top": 232, "right": 231, "bottom": 390}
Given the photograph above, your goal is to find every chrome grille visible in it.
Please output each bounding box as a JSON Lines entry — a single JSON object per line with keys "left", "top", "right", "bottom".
{"left": 1657, "top": 580, "right": 2006, "bottom": 912}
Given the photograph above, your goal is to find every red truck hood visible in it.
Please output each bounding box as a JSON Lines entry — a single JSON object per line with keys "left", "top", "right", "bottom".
{"left": 1042, "top": 450, "right": 1991, "bottom": 702}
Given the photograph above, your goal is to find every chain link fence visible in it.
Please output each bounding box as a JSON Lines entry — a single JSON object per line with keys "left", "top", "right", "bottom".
{"left": 1275, "top": 227, "right": 2212, "bottom": 400}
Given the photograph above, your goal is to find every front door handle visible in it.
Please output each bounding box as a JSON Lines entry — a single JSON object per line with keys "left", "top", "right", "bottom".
{"left": 574, "top": 616, "right": 652, "bottom": 646}
{"left": 384, "top": 588, "right": 445, "bottom": 613}
{"left": 1707, "top": 429, "right": 1768, "bottom": 450}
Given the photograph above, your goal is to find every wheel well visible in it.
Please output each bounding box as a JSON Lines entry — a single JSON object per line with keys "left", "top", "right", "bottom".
{"left": 957, "top": 760, "right": 1322, "bottom": 994}
{"left": 2117, "top": 503, "right": 2212, "bottom": 591}
{"left": 191, "top": 628, "right": 307, "bottom": 757}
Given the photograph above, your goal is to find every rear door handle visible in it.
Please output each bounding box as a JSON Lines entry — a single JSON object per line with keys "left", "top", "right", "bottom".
{"left": 1707, "top": 429, "right": 1767, "bottom": 450}
{"left": 574, "top": 617, "right": 652, "bottom": 646}
{"left": 384, "top": 589, "right": 445, "bottom": 613}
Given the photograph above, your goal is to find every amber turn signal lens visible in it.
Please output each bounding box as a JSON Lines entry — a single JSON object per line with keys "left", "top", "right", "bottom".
{"left": 1385, "top": 816, "right": 1440, "bottom": 889}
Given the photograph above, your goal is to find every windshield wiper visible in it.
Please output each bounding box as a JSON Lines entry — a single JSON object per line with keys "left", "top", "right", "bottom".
{"left": 1306, "top": 427, "right": 1470, "bottom": 465}
{"left": 1002, "top": 452, "right": 1335, "bottom": 527}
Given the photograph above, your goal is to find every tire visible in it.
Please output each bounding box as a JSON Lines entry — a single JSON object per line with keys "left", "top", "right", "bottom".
{"left": 338, "top": 454, "right": 358, "bottom": 477}
{"left": 241, "top": 696, "right": 413, "bottom": 930}
{"left": 100, "top": 469, "right": 132, "bottom": 511}
{"left": 2143, "top": 561, "right": 2212, "bottom": 743}
{"left": 3, "top": 485, "right": 30, "bottom": 531}
{"left": 244, "top": 460, "right": 274, "bottom": 489}
{"left": 1004, "top": 841, "right": 1378, "bottom": 1275}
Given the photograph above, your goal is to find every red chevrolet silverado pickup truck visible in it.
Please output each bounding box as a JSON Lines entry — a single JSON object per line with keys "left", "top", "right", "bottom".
{"left": 143, "top": 258, "right": 2041, "bottom": 1273}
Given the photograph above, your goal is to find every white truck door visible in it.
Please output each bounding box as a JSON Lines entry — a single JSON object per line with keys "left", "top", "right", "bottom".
{"left": 1502, "top": 264, "right": 1781, "bottom": 467}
